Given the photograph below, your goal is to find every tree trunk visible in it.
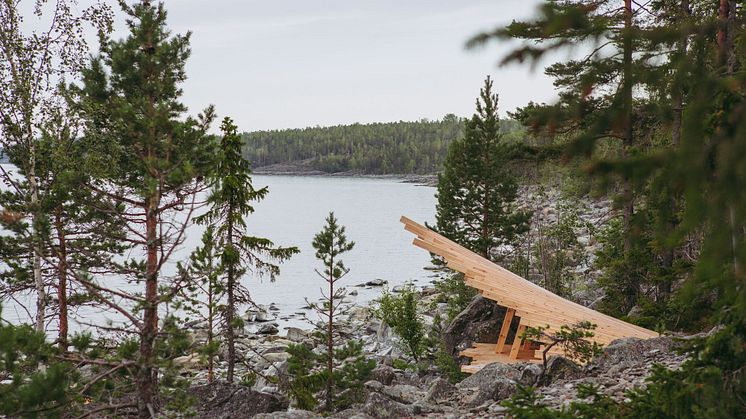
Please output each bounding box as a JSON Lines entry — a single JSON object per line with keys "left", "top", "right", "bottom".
{"left": 718, "top": 0, "right": 740, "bottom": 276}
{"left": 28, "top": 139, "right": 45, "bottom": 333}
{"left": 208, "top": 278, "right": 214, "bottom": 384}
{"left": 226, "top": 204, "right": 236, "bottom": 383}
{"left": 661, "top": 0, "right": 690, "bottom": 298}
{"left": 55, "top": 207, "right": 68, "bottom": 351}
{"left": 621, "top": 0, "right": 634, "bottom": 257}
{"left": 326, "top": 253, "right": 334, "bottom": 412}
{"left": 138, "top": 194, "right": 160, "bottom": 418}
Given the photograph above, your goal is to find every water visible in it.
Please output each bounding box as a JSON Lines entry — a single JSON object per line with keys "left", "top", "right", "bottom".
{"left": 245, "top": 175, "right": 436, "bottom": 329}
{"left": 2, "top": 174, "right": 437, "bottom": 332}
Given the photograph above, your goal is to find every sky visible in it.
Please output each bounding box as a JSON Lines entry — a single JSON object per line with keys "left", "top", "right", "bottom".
{"left": 83, "top": 0, "right": 558, "bottom": 132}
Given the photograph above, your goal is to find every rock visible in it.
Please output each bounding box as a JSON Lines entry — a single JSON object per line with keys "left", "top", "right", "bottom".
{"left": 627, "top": 305, "right": 643, "bottom": 318}
{"left": 269, "top": 303, "right": 280, "bottom": 311}
{"left": 360, "top": 392, "right": 414, "bottom": 418}
{"left": 365, "top": 279, "right": 387, "bottom": 287}
{"left": 349, "top": 290, "right": 358, "bottom": 296}
{"left": 371, "top": 364, "right": 397, "bottom": 386}
{"left": 365, "top": 380, "right": 385, "bottom": 391}
{"left": 458, "top": 363, "right": 522, "bottom": 389}
{"left": 592, "top": 336, "right": 674, "bottom": 371}
{"left": 457, "top": 363, "right": 521, "bottom": 406}
{"left": 541, "top": 356, "right": 583, "bottom": 384}
{"left": 423, "top": 265, "right": 440, "bottom": 271}
{"left": 425, "top": 377, "right": 456, "bottom": 403}
{"left": 381, "top": 384, "right": 425, "bottom": 404}
{"left": 443, "top": 295, "right": 507, "bottom": 356}
{"left": 189, "top": 382, "right": 288, "bottom": 418}
{"left": 285, "top": 327, "right": 307, "bottom": 342}
{"left": 258, "top": 323, "right": 279, "bottom": 335}
{"left": 173, "top": 353, "right": 202, "bottom": 370}
{"left": 253, "top": 411, "right": 322, "bottom": 419}
{"left": 519, "top": 363, "right": 543, "bottom": 386}
{"left": 263, "top": 352, "right": 290, "bottom": 363}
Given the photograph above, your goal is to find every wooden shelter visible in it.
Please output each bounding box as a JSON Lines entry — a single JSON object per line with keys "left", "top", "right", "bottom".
{"left": 401, "top": 216, "right": 658, "bottom": 373}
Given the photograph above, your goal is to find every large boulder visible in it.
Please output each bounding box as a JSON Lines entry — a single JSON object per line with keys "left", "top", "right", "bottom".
{"left": 425, "top": 377, "right": 457, "bottom": 403}
{"left": 590, "top": 336, "right": 674, "bottom": 372}
{"left": 380, "top": 384, "right": 425, "bottom": 404}
{"left": 540, "top": 356, "right": 583, "bottom": 385}
{"left": 189, "top": 382, "right": 288, "bottom": 418}
{"left": 456, "top": 363, "right": 521, "bottom": 406}
{"left": 254, "top": 412, "right": 321, "bottom": 419}
{"left": 360, "top": 392, "right": 415, "bottom": 418}
{"left": 443, "top": 295, "right": 507, "bottom": 356}
{"left": 371, "top": 364, "right": 397, "bottom": 386}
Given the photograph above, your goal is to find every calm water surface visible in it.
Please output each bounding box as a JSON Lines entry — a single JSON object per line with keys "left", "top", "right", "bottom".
{"left": 3, "top": 174, "right": 437, "bottom": 332}
{"left": 245, "top": 175, "right": 436, "bottom": 328}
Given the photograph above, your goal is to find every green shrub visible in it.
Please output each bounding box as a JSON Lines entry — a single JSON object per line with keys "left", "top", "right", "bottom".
{"left": 373, "top": 285, "right": 427, "bottom": 361}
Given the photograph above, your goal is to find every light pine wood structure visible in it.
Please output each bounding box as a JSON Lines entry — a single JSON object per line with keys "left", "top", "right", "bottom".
{"left": 401, "top": 216, "right": 658, "bottom": 373}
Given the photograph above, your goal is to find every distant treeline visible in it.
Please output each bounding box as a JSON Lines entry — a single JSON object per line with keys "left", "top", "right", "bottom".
{"left": 240, "top": 115, "right": 525, "bottom": 174}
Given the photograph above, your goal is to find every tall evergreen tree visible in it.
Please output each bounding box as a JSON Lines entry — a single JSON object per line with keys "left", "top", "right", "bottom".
{"left": 435, "top": 76, "right": 529, "bottom": 261}
{"left": 74, "top": 2, "right": 216, "bottom": 415}
{"left": 196, "top": 117, "right": 299, "bottom": 383}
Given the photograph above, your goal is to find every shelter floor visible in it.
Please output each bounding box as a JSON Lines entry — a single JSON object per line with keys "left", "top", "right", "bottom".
{"left": 460, "top": 343, "right": 542, "bottom": 374}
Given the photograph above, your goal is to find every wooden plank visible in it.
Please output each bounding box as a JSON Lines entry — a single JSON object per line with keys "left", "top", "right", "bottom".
{"left": 495, "top": 307, "right": 515, "bottom": 354}
{"left": 509, "top": 324, "right": 527, "bottom": 359}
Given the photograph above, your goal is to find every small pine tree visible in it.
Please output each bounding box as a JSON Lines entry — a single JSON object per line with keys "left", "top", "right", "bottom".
{"left": 311, "top": 211, "right": 355, "bottom": 411}
{"left": 196, "top": 116, "right": 299, "bottom": 383}
{"left": 174, "top": 226, "right": 222, "bottom": 383}
{"left": 284, "top": 212, "right": 374, "bottom": 412}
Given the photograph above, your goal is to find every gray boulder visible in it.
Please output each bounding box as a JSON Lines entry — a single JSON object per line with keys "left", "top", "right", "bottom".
{"left": 254, "top": 412, "right": 321, "bottom": 419}
{"left": 189, "top": 382, "right": 288, "bottom": 418}
{"left": 371, "top": 364, "right": 397, "bottom": 386}
{"left": 443, "top": 295, "right": 508, "bottom": 356}
{"left": 457, "top": 363, "right": 522, "bottom": 406}
{"left": 258, "top": 323, "right": 279, "bottom": 335}
{"left": 360, "top": 392, "right": 415, "bottom": 419}
{"left": 380, "top": 384, "right": 425, "bottom": 404}
{"left": 541, "top": 356, "right": 583, "bottom": 384}
{"left": 591, "top": 336, "right": 673, "bottom": 372}
{"left": 425, "top": 377, "right": 456, "bottom": 403}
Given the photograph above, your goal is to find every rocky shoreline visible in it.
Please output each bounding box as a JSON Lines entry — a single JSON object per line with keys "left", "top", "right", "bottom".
{"left": 176, "top": 284, "right": 690, "bottom": 419}
{"left": 251, "top": 161, "right": 438, "bottom": 186}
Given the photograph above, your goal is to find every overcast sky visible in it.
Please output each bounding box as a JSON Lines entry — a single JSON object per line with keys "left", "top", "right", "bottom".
{"left": 100, "top": 0, "right": 557, "bottom": 132}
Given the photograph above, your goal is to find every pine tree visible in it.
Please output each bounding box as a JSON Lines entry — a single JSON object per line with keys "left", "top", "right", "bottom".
{"left": 473, "top": 0, "right": 746, "bottom": 413}
{"left": 196, "top": 116, "right": 299, "bottom": 383}
{"left": 284, "top": 212, "right": 373, "bottom": 412}
{"left": 74, "top": 2, "right": 216, "bottom": 415}
{"left": 435, "top": 76, "right": 529, "bottom": 261}
{"left": 310, "top": 212, "right": 355, "bottom": 411}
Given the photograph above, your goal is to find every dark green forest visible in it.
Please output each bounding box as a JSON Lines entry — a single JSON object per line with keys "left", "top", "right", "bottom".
{"left": 240, "top": 116, "right": 525, "bottom": 174}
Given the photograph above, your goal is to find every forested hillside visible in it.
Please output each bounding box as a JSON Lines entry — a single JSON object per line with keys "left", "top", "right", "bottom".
{"left": 241, "top": 115, "right": 524, "bottom": 174}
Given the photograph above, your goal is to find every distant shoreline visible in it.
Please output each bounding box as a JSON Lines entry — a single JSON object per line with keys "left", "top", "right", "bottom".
{"left": 252, "top": 166, "right": 438, "bottom": 187}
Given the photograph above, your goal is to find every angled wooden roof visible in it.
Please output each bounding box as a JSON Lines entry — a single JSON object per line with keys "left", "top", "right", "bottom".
{"left": 401, "top": 216, "right": 657, "bottom": 347}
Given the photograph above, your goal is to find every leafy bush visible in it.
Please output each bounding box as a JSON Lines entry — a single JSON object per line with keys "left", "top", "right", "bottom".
{"left": 373, "top": 285, "right": 427, "bottom": 361}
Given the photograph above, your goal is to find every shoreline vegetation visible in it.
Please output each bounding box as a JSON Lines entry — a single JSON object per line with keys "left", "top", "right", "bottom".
{"left": 252, "top": 159, "right": 438, "bottom": 186}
